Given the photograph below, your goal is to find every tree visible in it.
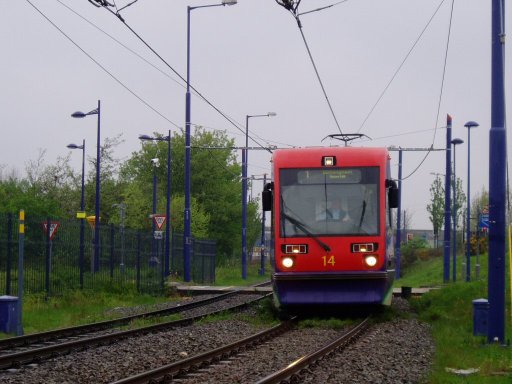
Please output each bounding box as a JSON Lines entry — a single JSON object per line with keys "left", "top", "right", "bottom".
{"left": 119, "top": 127, "right": 256, "bottom": 260}
{"left": 426, "top": 175, "right": 444, "bottom": 247}
{"left": 471, "top": 187, "right": 489, "bottom": 221}
{"left": 453, "top": 177, "right": 466, "bottom": 233}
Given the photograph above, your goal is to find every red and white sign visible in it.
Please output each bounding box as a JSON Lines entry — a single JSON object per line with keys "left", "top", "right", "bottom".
{"left": 153, "top": 214, "right": 167, "bottom": 230}
{"left": 42, "top": 221, "right": 60, "bottom": 241}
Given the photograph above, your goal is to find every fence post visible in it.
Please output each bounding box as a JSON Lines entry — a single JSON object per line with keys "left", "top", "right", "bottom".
{"left": 16, "top": 210, "right": 24, "bottom": 336}
{"left": 45, "top": 217, "right": 51, "bottom": 298}
{"left": 136, "top": 231, "right": 141, "bottom": 292}
{"left": 79, "top": 213, "right": 85, "bottom": 290}
{"left": 201, "top": 242, "right": 205, "bottom": 283}
{"left": 6, "top": 213, "right": 13, "bottom": 295}
{"left": 161, "top": 238, "right": 165, "bottom": 291}
{"left": 110, "top": 224, "right": 115, "bottom": 279}
{"left": 170, "top": 229, "right": 175, "bottom": 274}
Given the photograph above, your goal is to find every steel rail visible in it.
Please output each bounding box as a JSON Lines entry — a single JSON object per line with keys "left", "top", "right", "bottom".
{"left": 0, "top": 293, "right": 270, "bottom": 370}
{"left": 0, "top": 282, "right": 270, "bottom": 352}
{"left": 255, "top": 316, "right": 371, "bottom": 384}
{"left": 110, "top": 318, "right": 297, "bottom": 384}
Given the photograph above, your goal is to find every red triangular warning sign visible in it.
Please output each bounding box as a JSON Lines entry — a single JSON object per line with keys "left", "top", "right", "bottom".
{"left": 42, "top": 221, "right": 60, "bottom": 241}
{"left": 153, "top": 215, "right": 167, "bottom": 230}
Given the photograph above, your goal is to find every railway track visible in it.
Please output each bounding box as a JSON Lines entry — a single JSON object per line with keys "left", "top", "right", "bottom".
{"left": 256, "top": 317, "right": 371, "bottom": 384}
{"left": 0, "top": 291, "right": 269, "bottom": 371}
{"left": 109, "top": 317, "right": 371, "bottom": 384}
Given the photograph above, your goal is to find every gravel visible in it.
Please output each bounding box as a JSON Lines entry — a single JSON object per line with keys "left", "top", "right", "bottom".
{"left": 0, "top": 296, "right": 435, "bottom": 383}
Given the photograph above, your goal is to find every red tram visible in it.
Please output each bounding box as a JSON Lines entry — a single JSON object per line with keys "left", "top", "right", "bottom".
{"left": 262, "top": 147, "right": 398, "bottom": 310}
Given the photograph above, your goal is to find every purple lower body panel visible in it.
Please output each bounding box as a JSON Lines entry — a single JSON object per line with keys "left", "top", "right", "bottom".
{"left": 273, "top": 271, "right": 394, "bottom": 306}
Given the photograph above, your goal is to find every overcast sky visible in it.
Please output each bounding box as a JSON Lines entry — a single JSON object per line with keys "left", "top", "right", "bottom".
{"left": 1, "top": 0, "right": 510, "bottom": 229}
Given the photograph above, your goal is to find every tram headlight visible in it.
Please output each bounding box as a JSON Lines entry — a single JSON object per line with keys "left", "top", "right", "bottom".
{"left": 351, "top": 243, "right": 377, "bottom": 253}
{"left": 364, "top": 255, "right": 378, "bottom": 267}
{"left": 282, "top": 257, "right": 295, "bottom": 269}
{"left": 281, "top": 244, "right": 308, "bottom": 254}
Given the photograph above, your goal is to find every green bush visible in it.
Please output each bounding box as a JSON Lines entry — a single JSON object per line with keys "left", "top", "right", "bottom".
{"left": 470, "top": 233, "right": 488, "bottom": 255}
{"left": 400, "top": 237, "right": 429, "bottom": 268}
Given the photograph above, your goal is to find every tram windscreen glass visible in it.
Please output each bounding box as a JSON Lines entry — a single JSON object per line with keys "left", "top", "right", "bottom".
{"left": 279, "top": 167, "right": 379, "bottom": 237}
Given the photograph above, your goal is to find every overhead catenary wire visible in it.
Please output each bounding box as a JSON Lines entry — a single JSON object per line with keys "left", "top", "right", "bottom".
{"left": 25, "top": 0, "right": 181, "bottom": 129}
{"left": 94, "top": 1, "right": 273, "bottom": 154}
{"left": 356, "top": 0, "right": 448, "bottom": 134}
{"left": 398, "top": 0, "right": 454, "bottom": 182}
{"left": 56, "top": 0, "right": 186, "bottom": 92}
{"left": 276, "top": 0, "right": 344, "bottom": 135}
{"left": 36, "top": 0, "right": 273, "bottom": 155}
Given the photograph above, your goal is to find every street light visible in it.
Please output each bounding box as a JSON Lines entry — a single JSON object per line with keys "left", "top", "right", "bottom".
{"left": 72, "top": 100, "right": 101, "bottom": 272}
{"left": 67, "top": 140, "right": 85, "bottom": 288}
{"left": 139, "top": 133, "right": 172, "bottom": 273}
{"left": 242, "top": 112, "right": 276, "bottom": 279}
{"left": 184, "top": 0, "right": 237, "bottom": 282}
{"left": 451, "top": 137, "right": 463, "bottom": 282}
{"left": 260, "top": 173, "right": 267, "bottom": 276}
{"left": 464, "top": 120, "right": 479, "bottom": 282}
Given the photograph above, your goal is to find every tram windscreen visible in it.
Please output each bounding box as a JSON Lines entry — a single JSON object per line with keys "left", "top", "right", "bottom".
{"left": 279, "top": 167, "right": 379, "bottom": 237}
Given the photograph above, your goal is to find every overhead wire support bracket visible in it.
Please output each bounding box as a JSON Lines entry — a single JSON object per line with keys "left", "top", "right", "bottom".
{"left": 322, "top": 133, "right": 371, "bottom": 146}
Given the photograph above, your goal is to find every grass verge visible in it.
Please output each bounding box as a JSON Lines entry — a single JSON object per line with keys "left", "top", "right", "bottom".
{"left": 5, "top": 290, "right": 172, "bottom": 336}
{"left": 397, "top": 252, "right": 511, "bottom": 383}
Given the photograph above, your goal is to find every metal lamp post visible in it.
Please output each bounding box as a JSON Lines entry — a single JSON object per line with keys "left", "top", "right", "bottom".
{"left": 151, "top": 158, "right": 159, "bottom": 265}
{"left": 464, "top": 120, "right": 479, "bottom": 282}
{"left": 242, "top": 112, "right": 276, "bottom": 279}
{"left": 72, "top": 100, "right": 101, "bottom": 272}
{"left": 139, "top": 133, "right": 172, "bottom": 276}
{"left": 260, "top": 173, "right": 267, "bottom": 276}
{"left": 450, "top": 138, "right": 463, "bottom": 282}
{"left": 184, "top": 0, "right": 237, "bottom": 282}
{"left": 67, "top": 140, "right": 85, "bottom": 288}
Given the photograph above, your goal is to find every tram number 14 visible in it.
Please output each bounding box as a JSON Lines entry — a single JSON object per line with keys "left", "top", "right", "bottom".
{"left": 322, "top": 255, "right": 336, "bottom": 267}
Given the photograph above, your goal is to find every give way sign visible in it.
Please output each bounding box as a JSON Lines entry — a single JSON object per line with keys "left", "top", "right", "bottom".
{"left": 153, "top": 215, "right": 167, "bottom": 230}
{"left": 42, "top": 221, "right": 60, "bottom": 241}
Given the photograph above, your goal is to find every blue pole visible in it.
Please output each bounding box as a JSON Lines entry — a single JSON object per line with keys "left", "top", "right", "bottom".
{"left": 16, "top": 210, "right": 24, "bottom": 336}
{"left": 79, "top": 139, "right": 85, "bottom": 289}
{"left": 165, "top": 130, "right": 171, "bottom": 277}
{"left": 184, "top": 6, "right": 192, "bottom": 282}
{"left": 464, "top": 121, "right": 479, "bottom": 282}
{"left": 466, "top": 127, "right": 472, "bottom": 281}
{"left": 451, "top": 138, "right": 464, "bottom": 281}
{"left": 443, "top": 115, "right": 452, "bottom": 283}
{"left": 183, "top": 2, "right": 236, "bottom": 282}
{"left": 94, "top": 100, "right": 101, "bottom": 273}
{"left": 259, "top": 174, "right": 267, "bottom": 276}
{"left": 152, "top": 161, "right": 157, "bottom": 265}
{"left": 452, "top": 141, "right": 459, "bottom": 282}
{"left": 242, "top": 130, "right": 247, "bottom": 280}
{"left": 488, "top": 0, "right": 506, "bottom": 344}
{"left": 394, "top": 149, "right": 402, "bottom": 279}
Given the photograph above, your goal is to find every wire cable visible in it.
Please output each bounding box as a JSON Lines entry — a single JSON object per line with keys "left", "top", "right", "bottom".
{"left": 276, "top": 1, "right": 344, "bottom": 135}
{"left": 400, "top": 0, "right": 454, "bottom": 181}
{"left": 25, "top": 0, "right": 181, "bottom": 128}
{"left": 56, "top": 0, "right": 185, "bottom": 91}
{"left": 95, "top": 2, "right": 273, "bottom": 153}
{"left": 357, "top": 0, "right": 447, "bottom": 134}
{"left": 296, "top": 21, "right": 343, "bottom": 134}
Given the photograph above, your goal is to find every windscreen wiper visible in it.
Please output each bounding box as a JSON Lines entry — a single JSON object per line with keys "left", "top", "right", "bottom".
{"left": 282, "top": 212, "right": 331, "bottom": 252}
{"left": 358, "top": 200, "right": 367, "bottom": 228}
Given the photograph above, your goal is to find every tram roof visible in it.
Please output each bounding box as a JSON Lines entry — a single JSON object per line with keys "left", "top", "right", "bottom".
{"left": 273, "top": 146, "right": 390, "bottom": 167}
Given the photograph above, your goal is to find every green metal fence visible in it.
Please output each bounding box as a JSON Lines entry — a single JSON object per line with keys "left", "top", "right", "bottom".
{"left": 0, "top": 213, "right": 215, "bottom": 296}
